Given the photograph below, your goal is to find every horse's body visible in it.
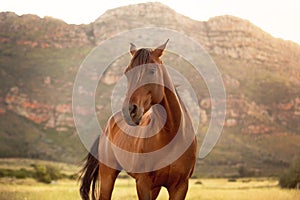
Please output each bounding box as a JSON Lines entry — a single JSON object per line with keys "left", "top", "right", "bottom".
{"left": 80, "top": 41, "right": 197, "bottom": 200}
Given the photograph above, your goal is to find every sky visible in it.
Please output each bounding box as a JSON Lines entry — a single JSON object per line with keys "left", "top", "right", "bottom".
{"left": 0, "top": 0, "right": 299, "bottom": 44}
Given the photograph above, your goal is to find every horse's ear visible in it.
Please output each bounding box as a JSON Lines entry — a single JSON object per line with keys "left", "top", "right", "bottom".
{"left": 153, "top": 39, "right": 169, "bottom": 58}
{"left": 130, "top": 43, "right": 137, "bottom": 56}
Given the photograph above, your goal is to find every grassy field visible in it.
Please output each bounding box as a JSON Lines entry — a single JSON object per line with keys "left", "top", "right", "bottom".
{"left": 0, "top": 177, "right": 299, "bottom": 200}
{"left": 0, "top": 158, "right": 299, "bottom": 199}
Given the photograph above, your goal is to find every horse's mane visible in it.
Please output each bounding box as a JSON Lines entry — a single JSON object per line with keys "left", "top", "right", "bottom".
{"left": 130, "top": 48, "right": 151, "bottom": 68}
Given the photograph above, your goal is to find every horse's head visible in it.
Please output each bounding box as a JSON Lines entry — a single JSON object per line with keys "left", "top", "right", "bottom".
{"left": 122, "top": 40, "right": 169, "bottom": 126}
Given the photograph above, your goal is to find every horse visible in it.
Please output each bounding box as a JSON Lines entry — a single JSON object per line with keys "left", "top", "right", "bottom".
{"left": 79, "top": 40, "right": 197, "bottom": 200}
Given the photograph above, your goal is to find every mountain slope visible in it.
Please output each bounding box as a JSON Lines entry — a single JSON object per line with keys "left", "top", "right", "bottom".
{"left": 0, "top": 3, "right": 299, "bottom": 177}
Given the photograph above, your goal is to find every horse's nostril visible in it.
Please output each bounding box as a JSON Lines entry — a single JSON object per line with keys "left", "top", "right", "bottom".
{"left": 129, "top": 104, "right": 138, "bottom": 117}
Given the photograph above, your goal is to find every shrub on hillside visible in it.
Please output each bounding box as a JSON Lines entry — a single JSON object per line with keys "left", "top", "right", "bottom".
{"left": 33, "top": 164, "right": 62, "bottom": 183}
{"left": 279, "top": 157, "right": 300, "bottom": 189}
{"left": 238, "top": 165, "right": 255, "bottom": 177}
{"left": 0, "top": 168, "right": 34, "bottom": 179}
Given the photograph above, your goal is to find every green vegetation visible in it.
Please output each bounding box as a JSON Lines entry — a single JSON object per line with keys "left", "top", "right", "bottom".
{"left": 0, "top": 42, "right": 93, "bottom": 103}
{"left": 0, "top": 158, "right": 79, "bottom": 183}
{"left": 0, "top": 168, "right": 34, "bottom": 179}
{"left": 279, "top": 157, "right": 300, "bottom": 189}
{"left": 33, "top": 164, "right": 62, "bottom": 183}
{"left": 214, "top": 55, "right": 300, "bottom": 105}
{"left": 0, "top": 111, "right": 87, "bottom": 163}
{"left": 0, "top": 159, "right": 299, "bottom": 200}
{"left": 0, "top": 178, "right": 299, "bottom": 200}
{"left": 238, "top": 165, "right": 256, "bottom": 177}
{"left": 0, "top": 164, "right": 68, "bottom": 183}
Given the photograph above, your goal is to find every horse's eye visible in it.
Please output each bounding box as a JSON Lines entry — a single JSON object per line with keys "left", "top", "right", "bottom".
{"left": 149, "top": 68, "right": 156, "bottom": 75}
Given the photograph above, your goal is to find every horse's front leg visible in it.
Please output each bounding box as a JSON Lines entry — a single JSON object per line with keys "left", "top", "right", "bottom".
{"left": 99, "top": 163, "right": 120, "bottom": 200}
{"left": 167, "top": 179, "right": 189, "bottom": 200}
{"left": 135, "top": 176, "right": 154, "bottom": 200}
{"left": 151, "top": 187, "right": 161, "bottom": 200}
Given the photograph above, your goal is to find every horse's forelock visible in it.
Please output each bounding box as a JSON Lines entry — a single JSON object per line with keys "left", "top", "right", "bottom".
{"left": 131, "top": 48, "right": 151, "bottom": 67}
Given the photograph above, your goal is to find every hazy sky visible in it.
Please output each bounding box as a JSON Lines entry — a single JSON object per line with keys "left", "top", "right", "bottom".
{"left": 1, "top": 0, "right": 299, "bottom": 44}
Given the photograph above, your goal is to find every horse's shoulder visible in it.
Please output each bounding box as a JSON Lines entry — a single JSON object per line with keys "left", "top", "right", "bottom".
{"left": 105, "top": 112, "right": 124, "bottom": 134}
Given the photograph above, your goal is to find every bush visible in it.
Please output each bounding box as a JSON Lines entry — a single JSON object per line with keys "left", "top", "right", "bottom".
{"left": 238, "top": 165, "right": 255, "bottom": 177}
{"left": 279, "top": 157, "right": 300, "bottom": 189}
{"left": 228, "top": 178, "right": 237, "bottom": 182}
{"left": 68, "top": 173, "right": 78, "bottom": 180}
{"left": 0, "top": 168, "right": 34, "bottom": 179}
{"left": 195, "top": 180, "right": 203, "bottom": 185}
{"left": 33, "top": 164, "right": 62, "bottom": 184}
{"left": 15, "top": 168, "right": 34, "bottom": 179}
{"left": 0, "top": 163, "right": 75, "bottom": 183}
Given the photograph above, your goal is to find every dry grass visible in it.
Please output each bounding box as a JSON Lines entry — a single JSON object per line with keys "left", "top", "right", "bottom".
{"left": 0, "top": 177, "right": 299, "bottom": 200}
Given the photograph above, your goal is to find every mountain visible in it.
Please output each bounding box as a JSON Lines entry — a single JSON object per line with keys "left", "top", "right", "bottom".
{"left": 0, "top": 2, "right": 299, "bottom": 177}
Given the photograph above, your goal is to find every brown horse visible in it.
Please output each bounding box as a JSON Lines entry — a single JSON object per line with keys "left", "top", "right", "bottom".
{"left": 80, "top": 40, "right": 197, "bottom": 200}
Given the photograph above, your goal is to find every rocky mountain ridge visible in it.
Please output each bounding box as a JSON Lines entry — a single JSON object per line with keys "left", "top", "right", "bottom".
{"left": 0, "top": 12, "right": 94, "bottom": 48}
{"left": 93, "top": 3, "right": 300, "bottom": 71}
{"left": 1, "top": 3, "right": 299, "bottom": 133}
{"left": 0, "top": 2, "right": 299, "bottom": 175}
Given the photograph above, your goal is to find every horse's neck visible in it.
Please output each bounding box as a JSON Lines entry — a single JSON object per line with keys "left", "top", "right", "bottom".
{"left": 159, "top": 88, "right": 182, "bottom": 133}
